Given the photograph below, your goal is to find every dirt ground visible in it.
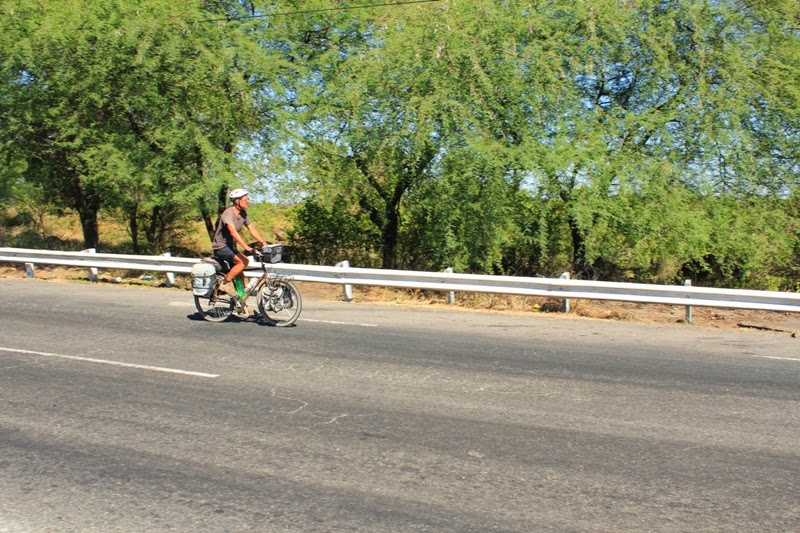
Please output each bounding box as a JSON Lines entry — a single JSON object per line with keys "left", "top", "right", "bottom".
{"left": 2, "top": 265, "right": 798, "bottom": 338}
{"left": 302, "top": 281, "right": 800, "bottom": 337}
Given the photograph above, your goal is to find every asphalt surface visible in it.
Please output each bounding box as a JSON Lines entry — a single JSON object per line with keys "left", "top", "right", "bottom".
{"left": 0, "top": 278, "right": 799, "bottom": 532}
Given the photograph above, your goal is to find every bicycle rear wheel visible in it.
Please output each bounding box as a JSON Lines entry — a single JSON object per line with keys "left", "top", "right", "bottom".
{"left": 194, "top": 285, "right": 235, "bottom": 322}
{"left": 257, "top": 280, "right": 302, "bottom": 326}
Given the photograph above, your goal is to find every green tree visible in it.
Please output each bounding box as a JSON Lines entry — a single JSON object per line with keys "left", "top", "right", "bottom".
{"left": 272, "top": 0, "right": 444, "bottom": 269}
{"left": 0, "top": 0, "right": 277, "bottom": 251}
{"left": 3, "top": 0, "right": 797, "bottom": 288}
{"left": 512, "top": 0, "right": 800, "bottom": 279}
{"left": 279, "top": 0, "right": 560, "bottom": 270}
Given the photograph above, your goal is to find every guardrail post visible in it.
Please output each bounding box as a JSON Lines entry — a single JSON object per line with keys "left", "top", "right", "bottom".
{"left": 25, "top": 263, "right": 35, "bottom": 278}
{"left": 161, "top": 252, "right": 176, "bottom": 287}
{"left": 685, "top": 279, "right": 693, "bottom": 323}
{"left": 444, "top": 268, "right": 456, "bottom": 304}
{"left": 82, "top": 248, "right": 99, "bottom": 282}
{"left": 560, "top": 272, "right": 571, "bottom": 313}
{"left": 335, "top": 260, "right": 353, "bottom": 302}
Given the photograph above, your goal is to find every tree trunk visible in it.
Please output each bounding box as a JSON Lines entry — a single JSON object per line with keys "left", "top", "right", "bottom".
{"left": 73, "top": 181, "right": 101, "bottom": 249}
{"left": 128, "top": 205, "right": 140, "bottom": 255}
{"left": 200, "top": 201, "right": 215, "bottom": 244}
{"left": 216, "top": 185, "right": 228, "bottom": 220}
{"left": 145, "top": 206, "right": 160, "bottom": 251}
{"left": 568, "top": 213, "right": 591, "bottom": 279}
{"left": 382, "top": 205, "right": 399, "bottom": 270}
{"left": 78, "top": 210, "right": 100, "bottom": 250}
{"left": 199, "top": 186, "right": 229, "bottom": 245}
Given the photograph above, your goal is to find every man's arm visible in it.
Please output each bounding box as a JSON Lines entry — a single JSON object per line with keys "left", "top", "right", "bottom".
{"left": 226, "top": 222, "right": 254, "bottom": 251}
{"left": 245, "top": 223, "right": 268, "bottom": 250}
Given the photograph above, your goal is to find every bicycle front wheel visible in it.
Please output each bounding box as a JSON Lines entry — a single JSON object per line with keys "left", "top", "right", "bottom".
{"left": 194, "top": 290, "right": 235, "bottom": 322}
{"left": 257, "top": 280, "right": 302, "bottom": 326}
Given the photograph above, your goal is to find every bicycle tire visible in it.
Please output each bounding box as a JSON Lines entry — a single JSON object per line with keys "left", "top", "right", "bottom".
{"left": 257, "top": 280, "right": 302, "bottom": 326}
{"left": 194, "top": 283, "right": 235, "bottom": 322}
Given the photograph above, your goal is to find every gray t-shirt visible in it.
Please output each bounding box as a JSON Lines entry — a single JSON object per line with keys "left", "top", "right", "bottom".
{"left": 212, "top": 207, "right": 251, "bottom": 251}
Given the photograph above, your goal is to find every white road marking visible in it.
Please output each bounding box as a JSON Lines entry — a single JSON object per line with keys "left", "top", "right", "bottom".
{"left": 0, "top": 346, "right": 219, "bottom": 378}
{"left": 299, "top": 318, "right": 378, "bottom": 327}
{"left": 748, "top": 355, "right": 800, "bottom": 362}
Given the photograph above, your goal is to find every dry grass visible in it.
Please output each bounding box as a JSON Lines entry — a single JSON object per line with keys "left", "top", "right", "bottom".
{"left": 3, "top": 209, "right": 798, "bottom": 335}
{"left": 293, "top": 281, "right": 799, "bottom": 334}
{"left": 2, "top": 264, "right": 798, "bottom": 335}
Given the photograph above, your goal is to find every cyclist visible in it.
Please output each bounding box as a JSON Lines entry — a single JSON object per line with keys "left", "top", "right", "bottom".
{"left": 212, "top": 188, "right": 269, "bottom": 298}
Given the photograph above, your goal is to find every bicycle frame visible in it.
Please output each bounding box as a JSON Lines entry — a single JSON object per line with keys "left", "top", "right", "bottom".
{"left": 230, "top": 262, "right": 271, "bottom": 310}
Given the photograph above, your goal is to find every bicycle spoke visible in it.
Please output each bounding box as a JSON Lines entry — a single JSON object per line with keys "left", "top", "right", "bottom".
{"left": 257, "top": 279, "right": 302, "bottom": 326}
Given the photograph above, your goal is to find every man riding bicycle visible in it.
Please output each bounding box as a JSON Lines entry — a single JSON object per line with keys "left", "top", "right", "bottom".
{"left": 212, "top": 188, "right": 269, "bottom": 298}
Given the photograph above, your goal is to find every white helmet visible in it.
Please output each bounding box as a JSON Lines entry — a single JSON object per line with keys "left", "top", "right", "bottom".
{"left": 229, "top": 188, "right": 249, "bottom": 201}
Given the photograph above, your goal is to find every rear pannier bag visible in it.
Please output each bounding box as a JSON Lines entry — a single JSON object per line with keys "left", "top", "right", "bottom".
{"left": 191, "top": 262, "right": 216, "bottom": 297}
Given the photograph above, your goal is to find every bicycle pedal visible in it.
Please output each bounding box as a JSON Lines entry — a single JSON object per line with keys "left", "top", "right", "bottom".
{"left": 234, "top": 306, "right": 255, "bottom": 319}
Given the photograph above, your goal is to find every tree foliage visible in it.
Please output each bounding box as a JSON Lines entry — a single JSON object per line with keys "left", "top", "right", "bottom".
{"left": 274, "top": 0, "right": 798, "bottom": 287}
{"left": 1, "top": 0, "right": 798, "bottom": 289}
{"left": 0, "top": 0, "right": 277, "bottom": 251}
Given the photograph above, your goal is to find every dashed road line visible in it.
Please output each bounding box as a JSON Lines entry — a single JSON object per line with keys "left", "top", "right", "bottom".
{"left": 299, "top": 318, "right": 378, "bottom": 327}
{"left": 748, "top": 354, "right": 800, "bottom": 362}
{"left": 0, "top": 346, "right": 219, "bottom": 378}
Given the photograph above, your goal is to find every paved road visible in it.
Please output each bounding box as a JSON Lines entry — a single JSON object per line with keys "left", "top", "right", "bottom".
{"left": 1, "top": 278, "right": 798, "bottom": 532}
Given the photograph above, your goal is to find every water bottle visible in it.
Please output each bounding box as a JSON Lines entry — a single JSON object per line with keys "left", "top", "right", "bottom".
{"left": 233, "top": 277, "right": 246, "bottom": 298}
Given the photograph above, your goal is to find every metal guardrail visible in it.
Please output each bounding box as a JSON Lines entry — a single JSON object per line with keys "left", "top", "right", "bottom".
{"left": 1, "top": 246, "right": 799, "bottom": 314}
